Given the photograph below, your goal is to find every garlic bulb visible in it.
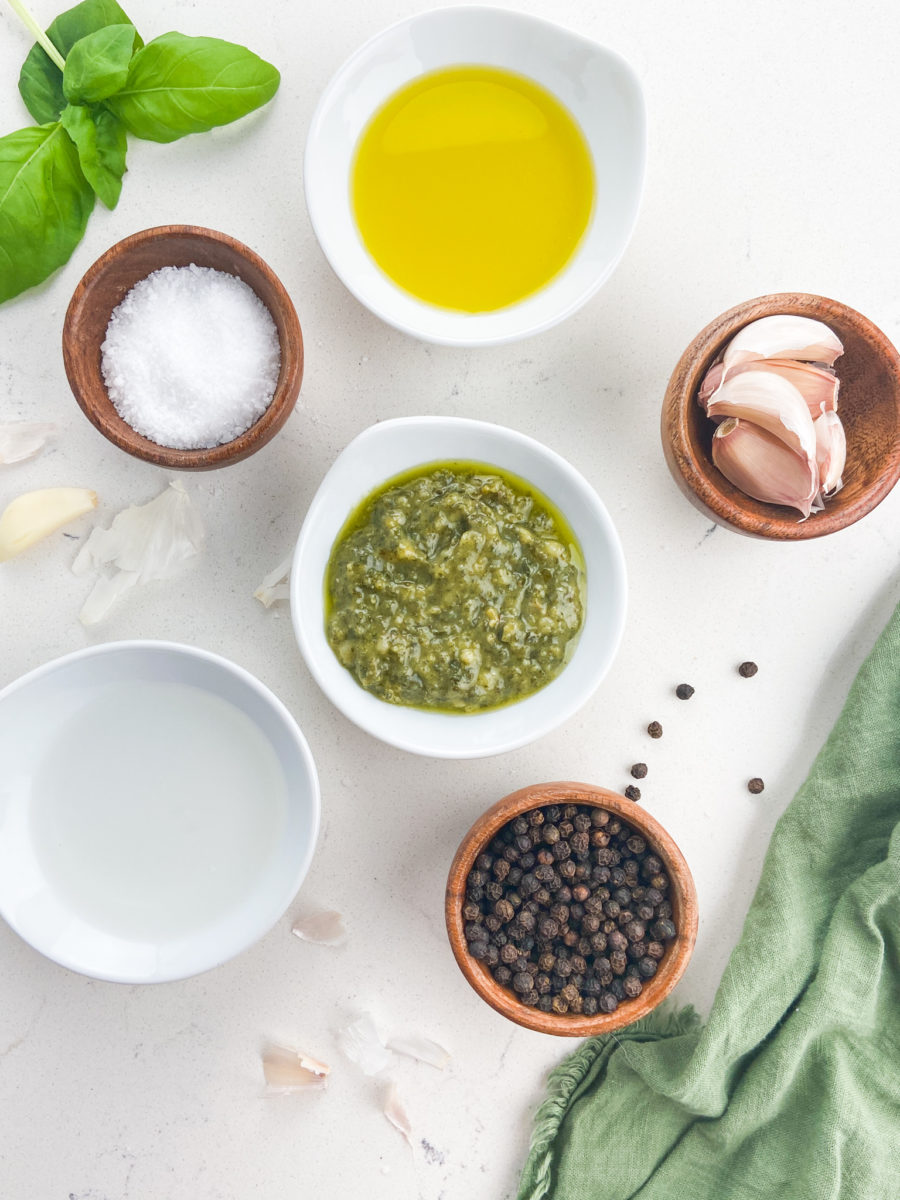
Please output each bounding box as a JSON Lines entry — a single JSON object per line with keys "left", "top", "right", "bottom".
{"left": 712, "top": 418, "right": 819, "bottom": 518}
{"left": 706, "top": 370, "right": 817, "bottom": 462}
{"left": 722, "top": 314, "right": 844, "bottom": 373}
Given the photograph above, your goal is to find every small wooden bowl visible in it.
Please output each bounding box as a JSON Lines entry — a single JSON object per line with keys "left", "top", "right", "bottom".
{"left": 445, "top": 781, "right": 698, "bottom": 1037}
{"left": 63, "top": 226, "right": 304, "bottom": 470}
{"left": 662, "top": 293, "right": 900, "bottom": 539}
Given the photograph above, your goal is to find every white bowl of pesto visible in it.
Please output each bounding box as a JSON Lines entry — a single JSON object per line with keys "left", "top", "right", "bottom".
{"left": 304, "top": 6, "right": 645, "bottom": 347}
{"left": 0, "top": 642, "right": 320, "bottom": 982}
{"left": 291, "top": 417, "right": 627, "bottom": 758}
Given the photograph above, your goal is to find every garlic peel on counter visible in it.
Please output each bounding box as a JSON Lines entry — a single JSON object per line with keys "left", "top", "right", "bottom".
{"left": 0, "top": 422, "right": 56, "bottom": 464}
{"left": 712, "top": 418, "right": 819, "bottom": 518}
{"left": 706, "top": 370, "right": 818, "bottom": 462}
{"left": 254, "top": 552, "right": 292, "bottom": 608}
{"left": 0, "top": 487, "right": 97, "bottom": 562}
{"left": 73, "top": 480, "right": 204, "bottom": 625}
{"left": 261, "top": 1043, "right": 330, "bottom": 1095}
{"left": 383, "top": 1083, "right": 414, "bottom": 1148}
{"left": 721, "top": 314, "right": 844, "bottom": 373}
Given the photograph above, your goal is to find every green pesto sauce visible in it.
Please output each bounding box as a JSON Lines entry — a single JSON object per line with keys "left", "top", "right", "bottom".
{"left": 325, "top": 462, "right": 585, "bottom": 712}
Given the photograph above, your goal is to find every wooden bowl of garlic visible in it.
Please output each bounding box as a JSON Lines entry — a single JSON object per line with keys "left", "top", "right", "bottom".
{"left": 662, "top": 293, "right": 900, "bottom": 539}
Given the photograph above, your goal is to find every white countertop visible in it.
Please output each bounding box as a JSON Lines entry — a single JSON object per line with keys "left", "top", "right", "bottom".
{"left": 1, "top": 1, "right": 898, "bottom": 1197}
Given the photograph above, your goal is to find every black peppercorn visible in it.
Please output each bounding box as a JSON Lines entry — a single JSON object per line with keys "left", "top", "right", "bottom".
{"left": 623, "top": 975, "right": 643, "bottom": 999}
{"left": 513, "top": 971, "right": 533, "bottom": 993}
{"left": 476, "top": 852, "right": 493, "bottom": 871}
{"left": 748, "top": 777, "right": 765, "bottom": 794}
{"left": 630, "top": 762, "right": 648, "bottom": 779}
{"left": 551, "top": 995, "right": 568, "bottom": 1014}
{"left": 637, "top": 957, "right": 657, "bottom": 979}
{"left": 582, "top": 996, "right": 599, "bottom": 1016}
{"left": 646, "top": 941, "right": 665, "bottom": 960}
{"left": 624, "top": 785, "right": 641, "bottom": 802}
{"left": 492, "top": 858, "right": 511, "bottom": 881}
{"left": 623, "top": 920, "right": 646, "bottom": 942}
{"left": 542, "top": 824, "right": 560, "bottom": 845}
{"left": 647, "top": 721, "right": 663, "bottom": 738}
{"left": 538, "top": 994, "right": 553, "bottom": 1012}
{"left": 500, "top": 943, "right": 519, "bottom": 964}
{"left": 675, "top": 683, "right": 694, "bottom": 700}
{"left": 651, "top": 918, "right": 676, "bottom": 941}
{"left": 599, "top": 992, "right": 618, "bottom": 1013}
{"left": 626, "top": 940, "right": 647, "bottom": 961}
{"left": 494, "top": 964, "right": 512, "bottom": 986}
{"left": 609, "top": 951, "right": 627, "bottom": 975}
{"left": 738, "top": 661, "right": 758, "bottom": 678}
{"left": 512, "top": 816, "right": 529, "bottom": 836}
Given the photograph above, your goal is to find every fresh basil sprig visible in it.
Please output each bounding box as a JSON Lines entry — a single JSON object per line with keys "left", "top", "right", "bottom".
{"left": 1, "top": 0, "right": 280, "bottom": 305}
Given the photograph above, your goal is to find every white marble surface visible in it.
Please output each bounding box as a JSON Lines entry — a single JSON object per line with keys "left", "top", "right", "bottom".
{"left": 0, "top": 1, "right": 898, "bottom": 1197}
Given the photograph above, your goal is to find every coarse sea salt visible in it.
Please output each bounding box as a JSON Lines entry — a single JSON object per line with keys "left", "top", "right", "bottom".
{"left": 101, "top": 263, "right": 281, "bottom": 450}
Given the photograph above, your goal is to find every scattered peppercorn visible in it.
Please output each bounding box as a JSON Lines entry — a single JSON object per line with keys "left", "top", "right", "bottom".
{"left": 675, "top": 683, "right": 694, "bottom": 700}
{"left": 647, "top": 721, "right": 663, "bottom": 738}
{"left": 624, "top": 785, "right": 641, "bottom": 802}
{"left": 462, "top": 802, "right": 679, "bottom": 1018}
{"left": 630, "top": 762, "right": 648, "bottom": 779}
{"left": 738, "top": 661, "right": 758, "bottom": 678}
{"left": 748, "top": 777, "right": 765, "bottom": 794}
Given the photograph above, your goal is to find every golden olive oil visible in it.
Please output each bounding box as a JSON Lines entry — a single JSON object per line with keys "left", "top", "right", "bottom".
{"left": 352, "top": 66, "right": 594, "bottom": 313}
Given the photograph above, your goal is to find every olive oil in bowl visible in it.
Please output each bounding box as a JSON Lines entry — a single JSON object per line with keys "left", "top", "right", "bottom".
{"left": 352, "top": 66, "right": 594, "bottom": 313}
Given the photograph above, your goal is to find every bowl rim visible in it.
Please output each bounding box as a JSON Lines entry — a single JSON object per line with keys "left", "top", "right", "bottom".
{"left": 662, "top": 291, "right": 900, "bottom": 540}
{"left": 62, "top": 224, "right": 304, "bottom": 471}
{"left": 289, "top": 416, "right": 628, "bottom": 758}
{"left": 0, "top": 639, "right": 320, "bottom": 984}
{"left": 445, "top": 781, "right": 698, "bottom": 1035}
{"left": 303, "top": 4, "right": 646, "bottom": 347}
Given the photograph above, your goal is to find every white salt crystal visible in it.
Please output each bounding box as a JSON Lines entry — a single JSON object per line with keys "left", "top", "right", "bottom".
{"left": 100, "top": 263, "right": 281, "bottom": 450}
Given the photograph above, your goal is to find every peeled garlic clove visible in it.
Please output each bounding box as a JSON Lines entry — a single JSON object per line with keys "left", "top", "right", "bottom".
{"left": 722, "top": 314, "right": 844, "bottom": 372}
{"left": 713, "top": 418, "right": 819, "bottom": 518}
{"left": 706, "top": 370, "right": 817, "bottom": 462}
{"left": 735, "top": 358, "right": 839, "bottom": 418}
{"left": 814, "top": 410, "right": 847, "bottom": 495}
{"left": 0, "top": 487, "right": 97, "bottom": 562}
{"left": 697, "top": 360, "right": 724, "bottom": 408}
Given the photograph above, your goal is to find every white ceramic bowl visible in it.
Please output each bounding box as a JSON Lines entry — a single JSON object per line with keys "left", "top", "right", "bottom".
{"left": 0, "top": 642, "right": 320, "bottom": 983}
{"left": 304, "top": 6, "right": 645, "bottom": 346}
{"left": 291, "top": 417, "right": 627, "bottom": 757}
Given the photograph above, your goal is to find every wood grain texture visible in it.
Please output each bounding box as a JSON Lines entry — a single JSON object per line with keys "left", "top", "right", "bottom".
{"left": 445, "top": 781, "right": 698, "bottom": 1037}
{"left": 62, "top": 226, "right": 304, "bottom": 471}
{"left": 661, "top": 293, "right": 900, "bottom": 539}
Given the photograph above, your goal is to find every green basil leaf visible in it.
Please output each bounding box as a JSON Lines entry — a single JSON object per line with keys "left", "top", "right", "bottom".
{"left": 0, "top": 124, "right": 95, "bottom": 304}
{"left": 18, "top": 0, "right": 142, "bottom": 125}
{"left": 60, "top": 104, "right": 127, "bottom": 209}
{"left": 62, "top": 24, "right": 138, "bottom": 105}
{"left": 106, "top": 32, "right": 279, "bottom": 144}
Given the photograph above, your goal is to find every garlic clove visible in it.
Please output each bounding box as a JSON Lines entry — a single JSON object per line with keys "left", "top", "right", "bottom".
{"left": 731, "top": 358, "right": 839, "bottom": 418}
{"left": 697, "top": 360, "right": 724, "bottom": 408}
{"left": 814, "top": 410, "right": 847, "bottom": 496}
{"left": 0, "top": 487, "right": 97, "bottom": 562}
{"left": 712, "top": 418, "right": 819, "bottom": 518}
{"left": 722, "top": 314, "right": 844, "bottom": 372}
{"left": 706, "top": 370, "right": 817, "bottom": 462}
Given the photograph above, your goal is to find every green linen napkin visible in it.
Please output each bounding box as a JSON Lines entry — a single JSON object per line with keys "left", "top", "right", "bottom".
{"left": 519, "top": 602, "right": 900, "bottom": 1200}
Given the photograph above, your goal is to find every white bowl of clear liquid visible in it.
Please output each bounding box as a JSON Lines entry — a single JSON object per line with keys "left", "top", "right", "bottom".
{"left": 0, "top": 642, "right": 319, "bottom": 983}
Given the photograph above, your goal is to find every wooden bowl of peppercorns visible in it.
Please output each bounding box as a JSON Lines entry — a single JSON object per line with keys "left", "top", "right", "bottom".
{"left": 445, "top": 782, "right": 698, "bottom": 1036}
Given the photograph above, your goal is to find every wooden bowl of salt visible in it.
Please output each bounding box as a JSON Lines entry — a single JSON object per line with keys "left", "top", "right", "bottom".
{"left": 63, "top": 225, "right": 304, "bottom": 470}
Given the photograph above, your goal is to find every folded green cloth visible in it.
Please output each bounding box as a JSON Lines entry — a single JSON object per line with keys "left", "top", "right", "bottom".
{"left": 519, "top": 602, "right": 900, "bottom": 1200}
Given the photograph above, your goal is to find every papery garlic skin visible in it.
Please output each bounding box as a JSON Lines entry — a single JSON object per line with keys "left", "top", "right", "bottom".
{"left": 0, "top": 487, "right": 97, "bottom": 561}
{"left": 712, "top": 418, "right": 819, "bottom": 518}
{"left": 0, "top": 422, "right": 56, "bottom": 464}
{"left": 814, "top": 410, "right": 847, "bottom": 496}
{"left": 722, "top": 314, "right": 844, "bottom": 372}
{"left": 706, "top": 370, "right": 817, "bottom": 462}
{"left": 261, "top": 1043, "right": 330, "bottom": 1094}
